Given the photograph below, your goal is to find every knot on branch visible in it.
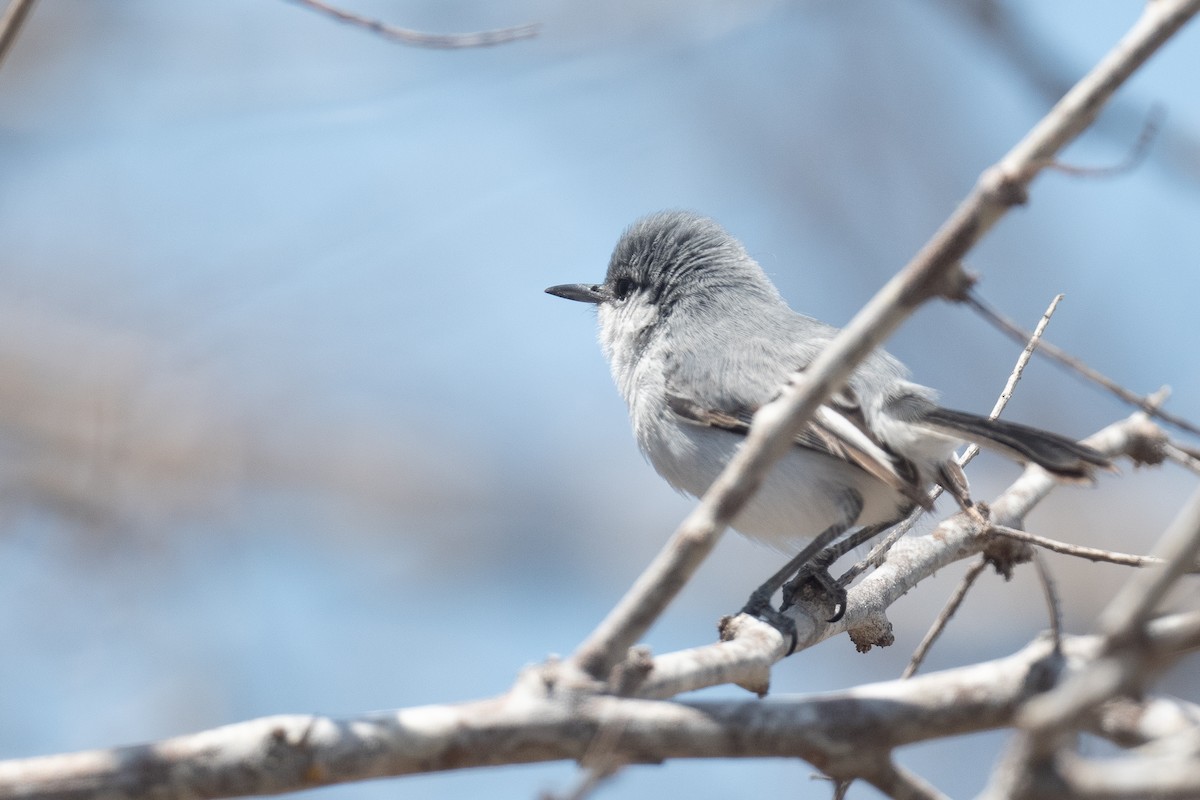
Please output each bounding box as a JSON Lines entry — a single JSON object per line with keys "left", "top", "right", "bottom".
{"left": 934, "top": 262, "right": 979, "bottom": 303}
{"left": 984, "top": 533, "right": 1035, "bottom": 579}
{"left": 609, "top": 645, "right": 655, "bottom": 696}
{"left": 848, "top": 614, "right": 895, "bottom": 653}
{"left": 980, "top": 164, "right": 1032, "bottom": 207}
{"left": 1125, "top": 417, "right": 1169, "bottom": 467}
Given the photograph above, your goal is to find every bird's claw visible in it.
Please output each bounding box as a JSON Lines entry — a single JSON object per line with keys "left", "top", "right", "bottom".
{"left": 782, "top": 566, "right": 848, "bottom": 623}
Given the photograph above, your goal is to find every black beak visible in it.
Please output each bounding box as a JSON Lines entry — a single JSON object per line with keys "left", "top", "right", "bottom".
{"left": 545, "top": 283, "right": 608, "bottom": 304}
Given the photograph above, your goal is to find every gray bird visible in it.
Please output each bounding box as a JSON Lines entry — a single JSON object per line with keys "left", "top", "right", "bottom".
{"left": 546, "top": 211, "right": 1110, "bottom": 621}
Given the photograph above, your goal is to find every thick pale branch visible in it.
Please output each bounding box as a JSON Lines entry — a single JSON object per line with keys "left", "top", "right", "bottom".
{"left": 1055, "top": 752, "right": 1200, "bottom": 799}
{"left": 569, "top": 0, "right": 1198, "bottom": 680}
{"left": 1011, "top": 486, "right": 1200, "bottom": 743}
{"left": 5, "top": 617, "right": 1197, "bottom": 800}
{"left": 1089, "top": 695, "right": 1200, "bottom": 748}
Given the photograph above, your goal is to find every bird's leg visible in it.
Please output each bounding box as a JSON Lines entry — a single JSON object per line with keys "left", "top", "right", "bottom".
{"left": 781, "top": 520, "right": 893, "bottom": 622}
{"left": 741, "top": 491, "right": 863, "bottom": 625}
{"left": 938, "top": 461, "right": 988, "bottom": 524}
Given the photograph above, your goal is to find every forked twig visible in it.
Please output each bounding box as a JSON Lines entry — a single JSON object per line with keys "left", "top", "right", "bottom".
{"left": 285, "top": 0, "right": 540, "bottom": 48}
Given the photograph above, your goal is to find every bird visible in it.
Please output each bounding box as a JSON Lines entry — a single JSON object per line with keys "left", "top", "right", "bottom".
{"left": 546, "top": 211, "right": 1111, "bottom": 622}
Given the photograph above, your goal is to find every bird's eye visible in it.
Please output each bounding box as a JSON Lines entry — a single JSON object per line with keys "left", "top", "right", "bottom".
{"left": 612, "top": 278, "right": 636, "bottom": 300}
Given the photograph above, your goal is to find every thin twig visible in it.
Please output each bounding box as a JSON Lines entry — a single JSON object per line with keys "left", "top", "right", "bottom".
{"left": 285, "top": 0, "right": 540, "bottom": 48}
{"left": 991, "top": 294, "right": 1063, "bottom": 418}
{"left": 1033, "top": 104, "right": 1164, "bottom": 179}
{"left": 0, "top": 0, "right": 37, "bottom": 69}
{"left": 1032, "top": 551, "right": 1063, "bottom": 655}
{"left": 988, "top": 523, "right": 1200, "bottom": 572}
{"left": 902, "top": 557, "right": 989, "bottom": 679}
{"left": 966, "top": 291, "right": 1200, "bottom": 438}
{"left": 959, "top": 293, "right": 1064, "bottom": 467}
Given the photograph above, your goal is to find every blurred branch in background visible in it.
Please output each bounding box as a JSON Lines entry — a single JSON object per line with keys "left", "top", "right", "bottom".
{"left": 933, "top": 0, "right": 1200, "bottom": 186}
{"left": 0, "top": 302, "right": 482, "bottom": 540}
{"left": 0, "top": 0, "right": 37, "bottom": 69}
{"left": 284, "top": 0, "right": 540, "bottom": 49}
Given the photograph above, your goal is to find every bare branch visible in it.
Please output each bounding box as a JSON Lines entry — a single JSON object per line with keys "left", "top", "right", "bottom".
{"left": 935, "top": 0, "right": 1200, "bottom": 187}
{"left": 988, "top": 523, "right": 1200, "bottom": 572}
{"left": 1039, "top": 104, "right": 1164, "bottom": 178}
{"left": 1164, "top": 440, "right": 1200, "bottom": 474}
{"left": 1032, "top": 552, "right": 1063, "bottom": 654}
{"left": 638, "top": 614, "right": 787, "bottom": 699}
{"left": 5, "top": 617, "right": 1198, "bottom": 800}
{"left": 285, "top": 0, "right": 540, "bottom": 49}
{"left": 1056, "top": 751, "right": 1200, "bottom": 799}
{"left": 1090, "top": 695, "right": 1200, "bottom": 749}
{"left": 902, "top": 557, "right": 988, "bottom": 679}
{"left": 992, "top": 295, "right": 1062, "bottom": 417}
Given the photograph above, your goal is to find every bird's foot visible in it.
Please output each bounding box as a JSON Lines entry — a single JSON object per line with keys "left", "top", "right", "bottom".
{"left": 740, "top": 584, "right": 799, "bottom": 655}
{"left": 781, "top": 564, "right": 848, "bottom": 623}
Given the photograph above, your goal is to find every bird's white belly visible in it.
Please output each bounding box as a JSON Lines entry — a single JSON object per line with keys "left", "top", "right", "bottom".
{"left": 642, "top": 421, "right": 908, "bottom": 552}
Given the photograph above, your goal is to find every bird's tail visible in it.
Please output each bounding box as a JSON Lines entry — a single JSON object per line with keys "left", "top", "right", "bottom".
{"left": 922, "top": 407, "right": 1114, "bottom": 483}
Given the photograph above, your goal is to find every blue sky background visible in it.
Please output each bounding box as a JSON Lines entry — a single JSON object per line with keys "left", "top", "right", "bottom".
{"left": 1, "top": 2, "right": 1198, "bottom": 797}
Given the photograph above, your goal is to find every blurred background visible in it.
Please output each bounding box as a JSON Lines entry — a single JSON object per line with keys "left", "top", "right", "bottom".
{"left": 1, "top": 1, "right": 1198, "bottom": 797}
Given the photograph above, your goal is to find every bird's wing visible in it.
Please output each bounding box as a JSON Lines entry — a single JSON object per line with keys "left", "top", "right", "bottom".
{"left": 665, "top": 386, "right": 932, "bottom": 511}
